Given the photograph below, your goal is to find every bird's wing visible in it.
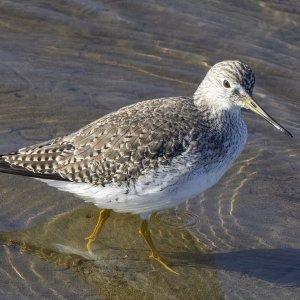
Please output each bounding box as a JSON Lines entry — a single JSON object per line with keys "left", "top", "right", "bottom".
{"left": 1, "top": 97, "right": 205, "bottom": 185}
{"left": 0, "top": 138, "right": 72, "bottom": 181}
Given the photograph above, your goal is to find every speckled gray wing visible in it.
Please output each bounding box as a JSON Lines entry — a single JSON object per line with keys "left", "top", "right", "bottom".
{"left": 1, "top": 97, "right": 205, "bottom": 185}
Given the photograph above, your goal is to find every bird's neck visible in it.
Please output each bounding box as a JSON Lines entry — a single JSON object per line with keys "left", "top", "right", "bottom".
{"left": 194, "top": 93, "right": 248, "bottom": 162}
{"left": 193, "top": 92, "right": 242, "bottom": 124}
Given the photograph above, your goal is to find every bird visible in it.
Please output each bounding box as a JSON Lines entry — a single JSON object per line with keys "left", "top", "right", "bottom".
{"left": 0, "top": 60, "right": 292, "bottom": 274}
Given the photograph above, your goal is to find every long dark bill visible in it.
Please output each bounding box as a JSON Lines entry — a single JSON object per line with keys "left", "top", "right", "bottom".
{"left": 243, "top": 96, "right": 293, "bottom": 138}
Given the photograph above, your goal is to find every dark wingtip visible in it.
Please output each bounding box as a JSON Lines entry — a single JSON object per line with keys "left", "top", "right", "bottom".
{"left": 0, "top": 155, "right": 68, "bottom": 181}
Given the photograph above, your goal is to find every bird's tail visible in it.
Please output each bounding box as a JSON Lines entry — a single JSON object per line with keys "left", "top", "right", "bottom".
{"left": 0, "top": 154, "right": 67, "bottom": 181}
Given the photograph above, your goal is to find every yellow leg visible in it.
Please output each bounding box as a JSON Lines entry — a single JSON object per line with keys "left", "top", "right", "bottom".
{"left": 139, "top": 220, "right": 178, "bottom": 274}
{"left": 85, "top": 209, "right": 111, "bottom": 254}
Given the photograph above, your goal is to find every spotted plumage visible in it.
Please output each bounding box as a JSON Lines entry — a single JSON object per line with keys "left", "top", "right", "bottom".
{"left": 0, "top": 60, "right": 292, "bottom": 215}
{"left": 1, "top": 96, "right": 239, "bottom": 187}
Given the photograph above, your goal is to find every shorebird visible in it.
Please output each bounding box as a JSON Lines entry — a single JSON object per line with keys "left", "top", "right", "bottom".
{"left": 0, "top": 60, "right": 292, "bottom": 273}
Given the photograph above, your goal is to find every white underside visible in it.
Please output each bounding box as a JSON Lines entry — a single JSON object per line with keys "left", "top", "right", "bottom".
{"left": 37, "top": 149, "right": 242, "bottom": 217}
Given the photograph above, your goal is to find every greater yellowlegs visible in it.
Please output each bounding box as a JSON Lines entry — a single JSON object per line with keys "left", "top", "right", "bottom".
{"left": 0, "top": 60, "right": 292, "bottom": 273}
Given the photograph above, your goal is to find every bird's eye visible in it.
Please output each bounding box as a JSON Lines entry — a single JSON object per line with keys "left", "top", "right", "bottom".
{"left": 223, "top": 80, "right": 231, "bottom": 88}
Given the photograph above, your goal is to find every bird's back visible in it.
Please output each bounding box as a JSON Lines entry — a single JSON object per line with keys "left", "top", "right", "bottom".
{"left": 1, "top": 97, "right": 212, "bottom": 186}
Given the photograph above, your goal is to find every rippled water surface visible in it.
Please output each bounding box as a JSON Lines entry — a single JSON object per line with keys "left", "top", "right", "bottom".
{"left": 0, "top": 1, "right": 299, "bottom": 299}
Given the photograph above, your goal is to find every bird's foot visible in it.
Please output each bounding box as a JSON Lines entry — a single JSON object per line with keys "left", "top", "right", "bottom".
{"left": 149, "top": 252, "right": 179, "bottom": 274}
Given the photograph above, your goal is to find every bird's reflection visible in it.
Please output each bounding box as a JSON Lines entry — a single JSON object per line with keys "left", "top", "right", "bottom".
{"left": 0, "top": 206, "right": 224, "bottom": 299}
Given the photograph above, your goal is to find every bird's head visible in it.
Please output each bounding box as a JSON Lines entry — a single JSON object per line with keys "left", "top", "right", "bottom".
{"left": 194, "top": 60, "right": 292, "bottom": 137}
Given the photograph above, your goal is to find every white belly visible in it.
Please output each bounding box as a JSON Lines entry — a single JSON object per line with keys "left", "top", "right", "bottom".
{"left": 38, "top": 150, "right": 239, "bottom": 217}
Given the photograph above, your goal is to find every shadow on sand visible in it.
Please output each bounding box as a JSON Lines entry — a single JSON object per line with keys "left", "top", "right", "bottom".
{"left": 1, "top": 205, "right": 298, "bottom": 299}
{"left": 0, "top": 206, "right": 224, "bottom": 300}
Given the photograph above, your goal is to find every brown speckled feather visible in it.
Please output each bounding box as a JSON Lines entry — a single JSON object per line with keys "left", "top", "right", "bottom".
{"left": 1, "top": 97, "right": 208, "bottom": 185}
{"left": 1, "top": 60, "right": 274, "bottom": 216}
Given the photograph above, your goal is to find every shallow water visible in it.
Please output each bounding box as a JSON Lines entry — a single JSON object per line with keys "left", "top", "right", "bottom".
{"left": 0, "top": 0, "right": 299, "bottom": 299}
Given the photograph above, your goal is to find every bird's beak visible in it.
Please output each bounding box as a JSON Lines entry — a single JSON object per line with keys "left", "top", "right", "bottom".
{"left": 243, "top": 96, "right": 293, "bottom": 138}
